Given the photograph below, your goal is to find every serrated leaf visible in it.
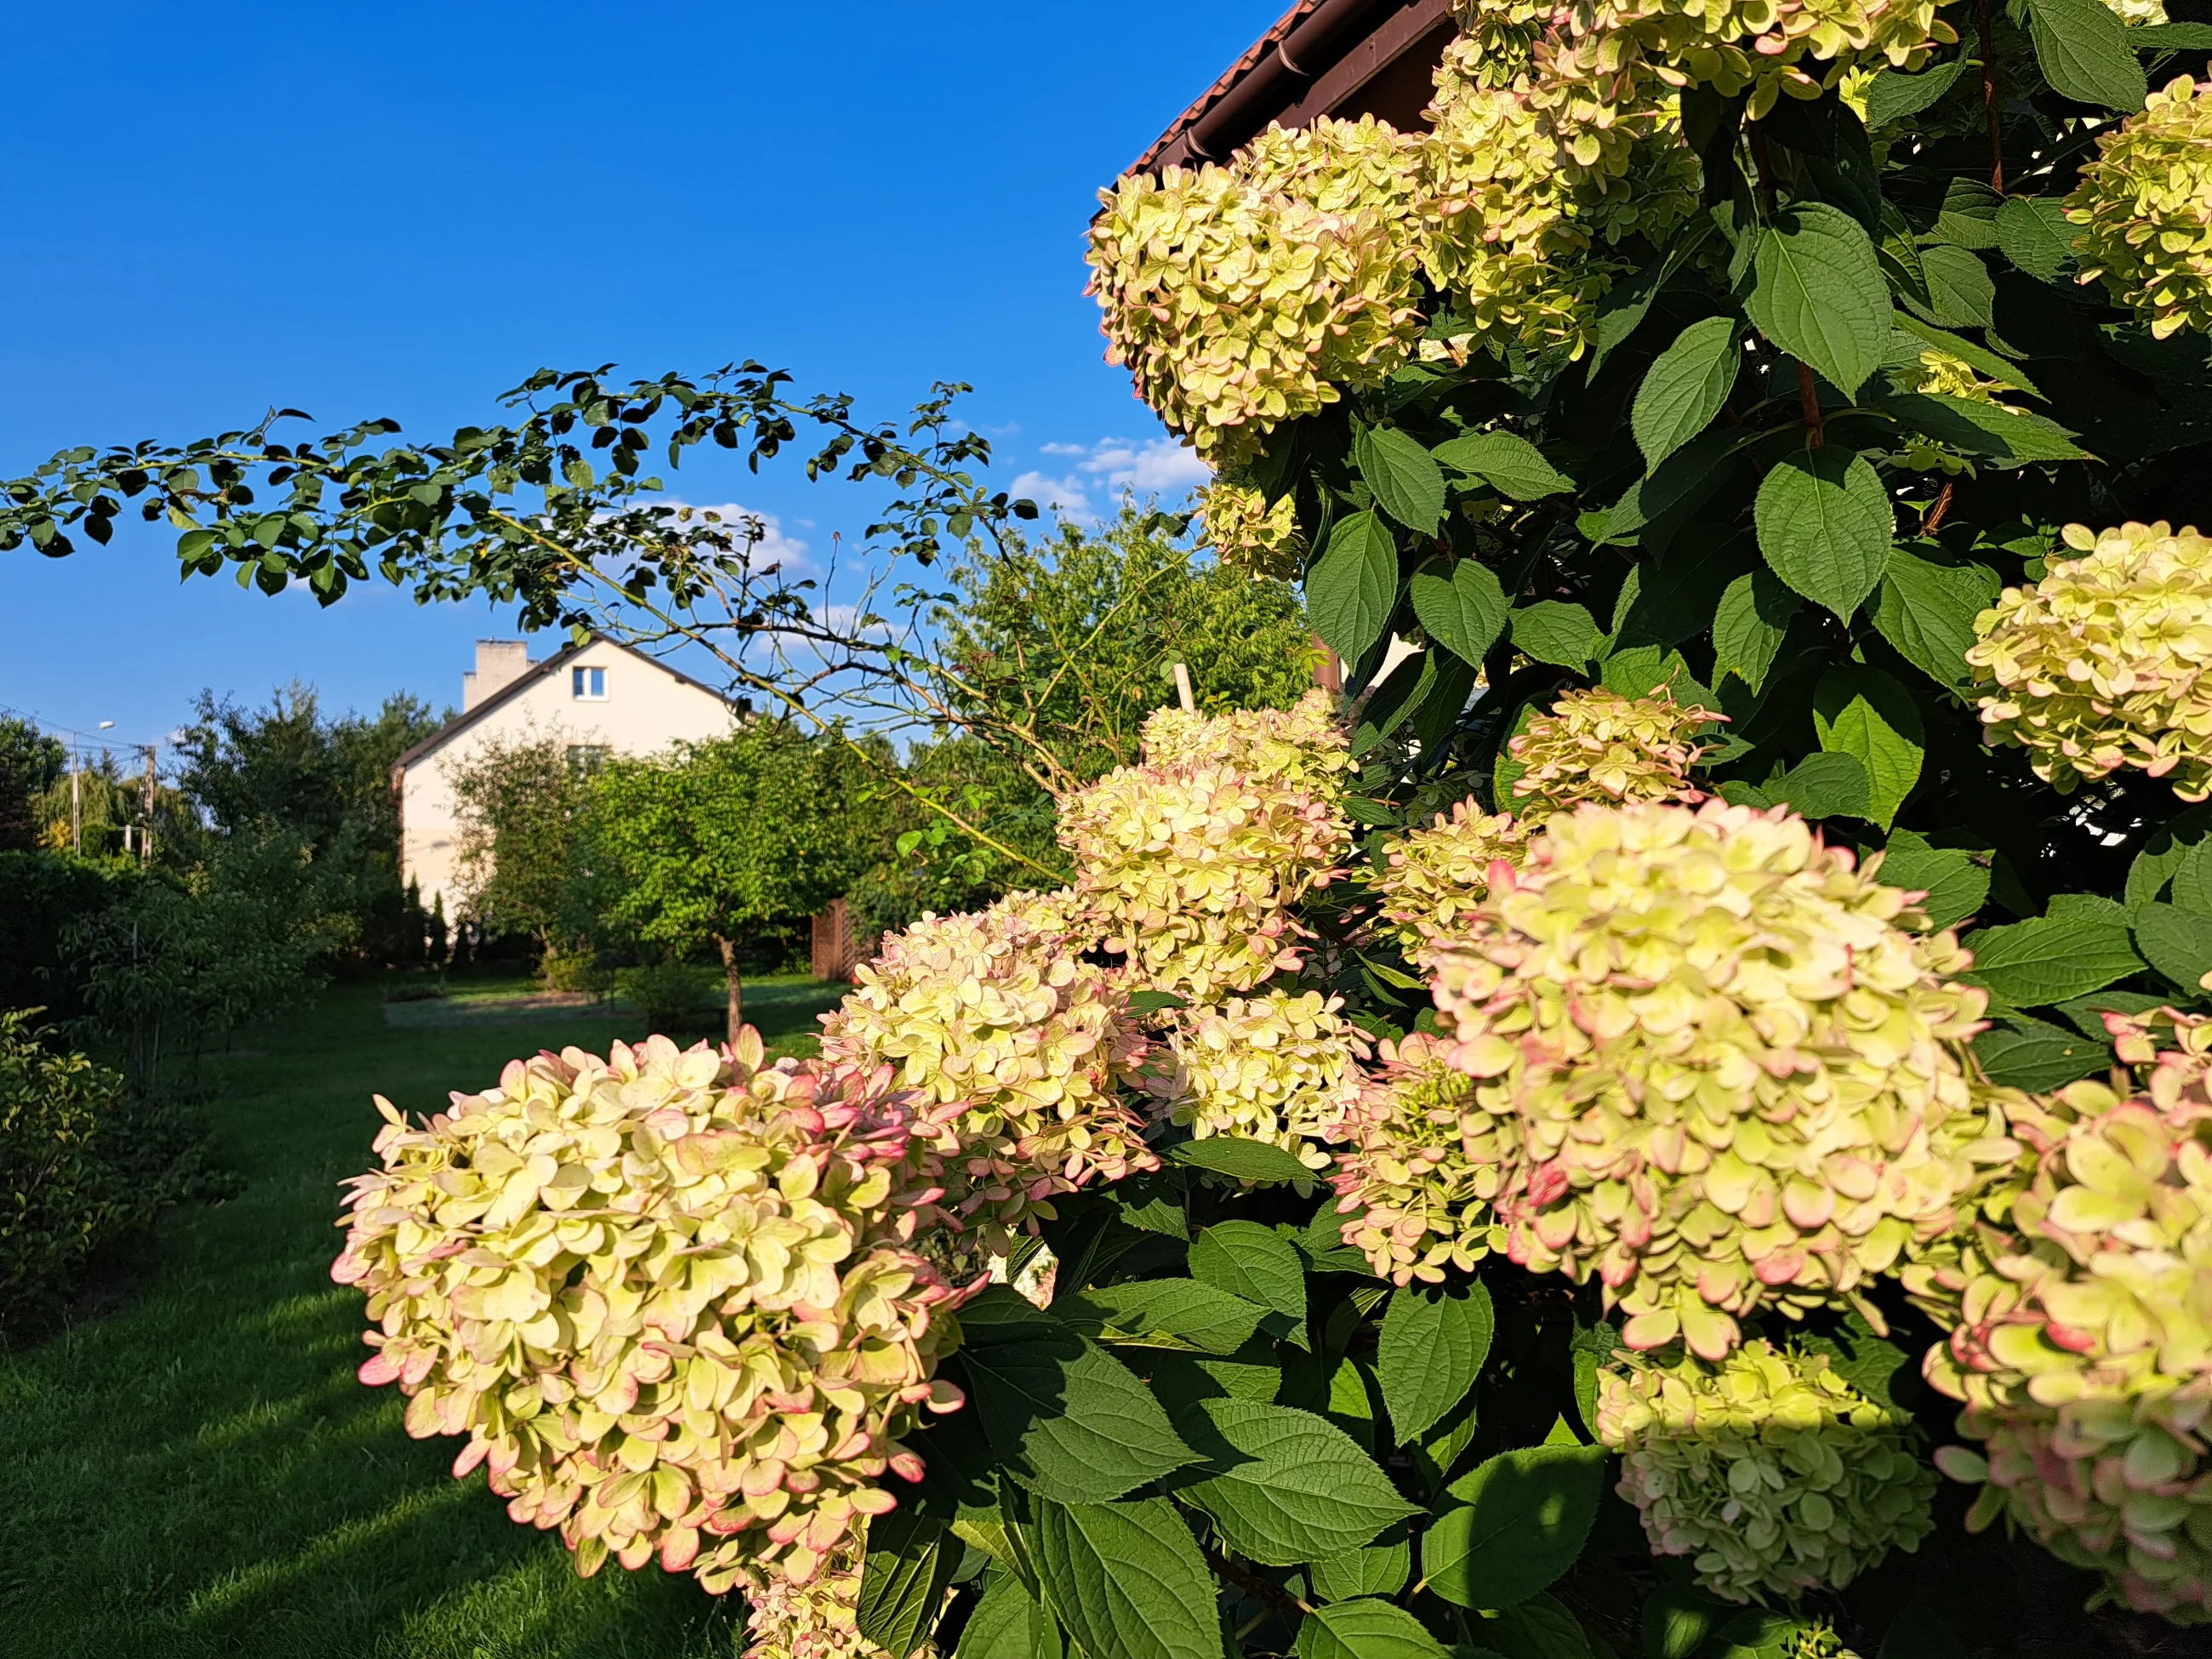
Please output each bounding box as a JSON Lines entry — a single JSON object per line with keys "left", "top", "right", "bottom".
{"left": 1639, "top": 1585, "right": 1730, "bottom": 1659}
{"left": 1170, "top": 1137, "right": 1317, "bottom": 1185}
{"left": 2126, "top": 806, "right": 2212, "bottom": 909}
{"left": 1890, "top": 312, "right": 2044, "bottom": 400}
{"left": 1297, "top": 1599, "right": 1451, "bottom": 1659}
{"left": 957, "top": 1573, "right": 1064, "bottom": 1659}
{"left": 1377, "top": 1280, "right": 1495, "bottom": 1444}
{"left": 1189, "top": 1221, "right": 1306, "bottom": 1334}
{"left": 2173, "top": 841, "right": 2212, "bottom": 915}
{"left": 1963, "top": 915, "right": 2146, "bottom": 1006}
{"left": 1308, "top": 1539, "right": 1413, "bottom": 1604}
{"left": 1975, "top": 1017, "right": 2113, "bottom": 1089}
{"left": 2055, "top": 989, "right": 2169, "bottom": 1040}
{"left": 1878, "top": 830, "right": 1990, "bottom": 930}
{"left": 1477, "top": 1592, "right": 1597, "bottom": 1658}
{"left": 1512, "top": 601, "right": 1602, "bottom": 669}
{"left": 1762, "top": 751, "right": 1873, "bottom": 820}
{"left": 2135, "top": 903, "right": 2212, "bottom": 995}
{"left": 1712, "top": 568, "right": 1801, "bottom": 693}
{"left": 1755, "top": 448, "right": 1893, "bottom": 619}
{"left": 1996, "top": 197, "right": 2076, "bottom": 282}
{"left": 1411, "top": 559, "right": 1510, "bottom": 667}
{"left": 858, "top": 1511, "right": 960, "bottom": 1657}
{"left": 1433, "top": 431, "right": 1574, "bottom": 501}
{"left": 1422, "top": 1444, "right": 1606, "bottom": 1610}
{"left": 1063, "top": 1280, "right": 1265, "bottom": 1355}
{"left": 1913, "top": 243, "right": 1996, "bottom": 328}
{"left": 1874, "top": 546, "right": 1999, "bottom": 689}
{"left": 1863, "top": 57, "right": 1968, "bottom": 128}
{"left": 2133, "top": 21, "right": 2212, "bottom": 46}
{"left": 1600, "top": 645, "right": 1712, "bottom": 710}
{"left": 1814, "top": 665, "right": 1924, "bottom": 830}
{"left": 1030, "top": 1497, "right": 1223, "bottom": 1659}
{"left": 1596, "top": 428, "right": 1737, "bottom": 549}
{"left": 1178, "top": 1400, "right": 1421, "bottom": 1567}
{"left": 1744, "top": 202, "right": 1890, "bottom": 396}
{"left": 1309, "top": 510, "right": 1400, "bottom": 666}
{"left": 1880, "top": 392, "right": 2087, "bottom": 465}
{"left": 1357, "top": 426, "right": 1447, "bottom": 536}
{"left": 959, "top": 1325, "right": 1198, "bottom": 1502}
{"left": 2027, "top": 0, "right": 2148, "bottom": 110}
{"left": 1633, "top": 317, "right": 1742, "bottom": 470}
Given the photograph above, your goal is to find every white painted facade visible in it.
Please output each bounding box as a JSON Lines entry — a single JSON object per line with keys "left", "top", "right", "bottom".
{"left": 394, "top": 636, "right": 736, "bottom": 920}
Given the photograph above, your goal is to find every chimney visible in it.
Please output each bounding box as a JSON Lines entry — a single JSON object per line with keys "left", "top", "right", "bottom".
{"left": 463, "top": 640, "right": 532, "bottom": 711}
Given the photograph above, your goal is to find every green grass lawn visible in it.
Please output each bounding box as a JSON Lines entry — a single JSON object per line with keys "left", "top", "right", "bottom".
{"left": 0, "top": 975, "right": 847, "bottom": 1659}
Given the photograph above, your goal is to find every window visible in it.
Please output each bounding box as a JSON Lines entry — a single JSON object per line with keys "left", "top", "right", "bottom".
{"left": 571, "top": 665, "right": 607, "bottom": 700}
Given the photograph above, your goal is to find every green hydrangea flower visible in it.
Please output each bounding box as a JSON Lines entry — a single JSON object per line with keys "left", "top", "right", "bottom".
{"left": 2068, "top": 77, "right": 2212, "bottom": 341}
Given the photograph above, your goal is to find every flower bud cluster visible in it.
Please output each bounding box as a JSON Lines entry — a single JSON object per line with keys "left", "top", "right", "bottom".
{"left": 1161, "top": 989, "right": 1371, "bottom": 1169}
{"left": 1968, "top": 522, "right": 2212, "bottom": 803}
{"left": 1505, "top": 686, "right": 1722, "bottom": 822}
{"left": 1197, "top": 473, "right": 1306, "bottom": 580}
{"left": 1060, "top": 694, "right": 1353, "bottom": 1000}
{"left": 331, "top": 1033, "right": 968, "bottom": 1595}
{"left": 819, "top": 901, "right": 1157, "bottom": 1245}
{"left": 1330, "top": 1033, "right": 1519, "bottom": 1282}
{"left": 1597, "top": 1342, "right": 1937, "bottom": 1604}
{"left": 1422, "top": 801, "right": 2002, "bottom": 1359}
{"left": 1373, "top": 800, "right": 1533, "bottom": 950}
{"left": 2068, "top": 77, "right": 2212, "bottom": 341}
{"left": 1921, "top": 1012, "right": 2212, "bottom": 1622}
{"left": 741, "top": 1536, "right": 937, "bottom": 1659}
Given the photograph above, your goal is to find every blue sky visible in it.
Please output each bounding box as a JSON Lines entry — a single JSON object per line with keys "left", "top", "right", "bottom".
{"left": 0, "top": 1, "right": 1281, "bottom": 755}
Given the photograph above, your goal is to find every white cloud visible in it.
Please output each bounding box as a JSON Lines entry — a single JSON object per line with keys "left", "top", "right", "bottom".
{"left": 1012, "top": 437, "right": 1211, "bottom": 522}
{"left": 648, "top": 501, "right": 815, "bottom": 573}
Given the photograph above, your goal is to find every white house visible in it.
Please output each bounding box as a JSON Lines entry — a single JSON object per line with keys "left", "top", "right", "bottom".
{"left": 393, "top": 635, "right": 737, "bottom": 920}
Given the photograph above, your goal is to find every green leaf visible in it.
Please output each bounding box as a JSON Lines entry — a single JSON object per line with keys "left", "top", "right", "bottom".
{"left": 1874, "top": 546, "right": 1999, "bottom": 689}
{"left": 958, "top": 1574, "right": 1064, "bottom": 1659}
{"left": 1890, "top": 313, "right": 2044, "bottom": 401}
{"left": 2126, "top": 806, "right": 2212, "bottom": 909}
{"left": 1170, "top": 1137, "right": 1317, "bottom": 1185}
{"left": 1433, "top": 432, "right": 1574, "bottom": 501}
{"left": 2135, "top": 903, "right": 2212, "bottom": 995}
{"left": 1639, "top": 1585, "right": 1730, "bottom": 1659}
{"left": 1995, "top": 197, "right": 2076, "bottom": 283}
{"left": 1761, "top": 751, "right": 1873, "bottom": 820}
{"left": 1297, "top": 1599, "right": 1451, "bottom": 1659}
{"left": 2027, "top": 0, "right": 2148, "bottom": 110}
{"left": 1357, "top": 426, "right": 1448, "bottom": 536}
{"left": 1963, "top": 915, "right": 2146, "bottom": 1006}
{"left": 2056, "top": 989, "right": 2169, "bottom": 1040}
{"left": 2133, "top": 21, "right": 2212, "bottom": 47}
{"left": 1309, "top": 510, "right": 1400, "bottom": 666}
{"left": 1880, "top": 392, "right": 2088, "bottom": 465}
{"left": 1411, "top": 560, "right": 1510, "bottom": 668}
{"left": 1712, "top": 569, "right": 1801, "bottom": 693}
{"left": 858, "top": 1511, "right": 960, "bottom": 1657}
{"left": 1423, "top": 1444, "right": 1606, "bottom": 1610}
{"left": 1030, "top": 1497, "right": 1223, "bottom": 1659}
{"left": 1127, "top": 990, "right": 1189, "bottom": 1015}
{"left": 2174, "top": 841, "right": 2212, "bottom": 915}
{"left": 959, "top": 1325, "right": 1199, "bottom": 1503}
{"left": 1063, "top": 1280, "right": 1266, "bottom": 1355}
{"left": 1512, "top": 601, "right": 1603, "bottom": 669}
{"left": 1930, "top": 178, "right": 2003, "bottom": 250}
{"left": 1308, "top": 1539, "right": 1413, "bottom": 1604}
{"left": 1863, "top": 57, "right": 1968, "bottom": 128}
{"left": 1478, "top": 1592, "right": 1597, "bottom": 1659}
{"left": 1913, "top": 244, "right": 1996, "bottom": 329}
{"left": 1189, "top": 1221, "right": 1306, "bottom": 1333}
{"left": 1975, "top": 1016, "right": 2113, "bottom": 1090}
{"left": 1600, "top": 646, "right": 1712, "bottom": 710}
{"left": 1633, "top": 317, "right": 1742, "bottom": 470}
{"left": 1595, "top": 429, "right": 1738, "bottom": 550}
{"left": 1878, "top": 830, "right": 1990, "bottom": 930}
{"left": 1377, "top": 1280, "right": 1495, "bottom": 1445}
{"left": 1813, "top": 665, "right": 1924, "bottom": 830}
{"left": 1744, "top": 202, "right": 1890, "bottom": 396}
{"left": 1754, "top": 448, "right": 1893, "bottom": 619}
{"left": 1179, "top": 1400, "right": 1422, "bottom": 1566}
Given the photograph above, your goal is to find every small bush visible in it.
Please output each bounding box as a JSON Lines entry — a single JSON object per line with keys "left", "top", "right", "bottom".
{"left": 614, "top": 961, "right": 719, "bottom": 1035}
{"left": 0, "top": 1012, "right": 130, "bottom": 1334}
{"left": 535, "top": 943, "right": 608, "bottom": 996}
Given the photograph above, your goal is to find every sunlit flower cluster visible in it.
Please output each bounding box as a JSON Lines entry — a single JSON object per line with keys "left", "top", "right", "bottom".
{"left": 818, "top": 900, "right": 1157, "bottom": 1245}
{"left": 1968, "top": 522, "right": 2212, "bottom": 803}
{"left": 1373, "top": 799, "right": 1532, "bottom": 949}
{"left": 2068, "top": 77, "right": 2212, "bottom": 341}
{"left": 1161, "top": 989, "right": 1371, "bottom": 1169}
{"left": 332, "top": 1034, "right": 968, "bottom": 1598}
{"left": 1424, "top": 801, "right": 2004, "bottom": 1358}
{"left": 1505, "top": 686, "right": 1721, "bottom": 822}
{"left": 1331, "top": 1032, "right": 1519, "bottom": 1282}
{"left": 1197, "top": 472, "right": 1306, "bottom": 581}
{"left": 743, "top": 1542, "right": 909, "bottom": 1659}
{"left": 1137, "top": 690, "right": 1356, "bottom": 801}
{"left": 1598, "top": 1342, "right": 1937, "bottom": 1603}
{"left": 1924, "top": 1012, "right": 2212, "bottom": 1622}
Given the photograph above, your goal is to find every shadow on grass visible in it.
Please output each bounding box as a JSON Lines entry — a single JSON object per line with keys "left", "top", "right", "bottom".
{"left": 0, "top": 980, "right": 852, "bottom": 1659}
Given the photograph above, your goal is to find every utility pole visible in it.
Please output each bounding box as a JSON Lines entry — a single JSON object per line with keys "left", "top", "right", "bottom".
{"left": 140, "top": 743, "right": 157, "bottom": 864}
{"left": 70, "top": 744, "right": 81, "bottom": 853}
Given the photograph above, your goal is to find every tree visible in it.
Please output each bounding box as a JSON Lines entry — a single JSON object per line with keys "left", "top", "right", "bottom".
{"left": 590, "top": 725, "right": 889, "bottom": 1041}
{"left": 0, "top": 719, "right": 64, "bottom": 853}
{"left": 448, "top": 732, "right": 603, "bottom": 954}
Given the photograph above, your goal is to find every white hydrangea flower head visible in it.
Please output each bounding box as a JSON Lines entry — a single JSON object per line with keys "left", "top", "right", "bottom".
{"left": 1599, "top": 1342, "right": 1937, "bottom": 1604}
{"left": 1506, "top": 685, "right": 1722, "bottom": 823}
{"left": 1422, "top": 800, "right": 2004, "bottom": 1358}
{"left": 2067, "top": 77, "right": 2212, "bottom": 340}
{"left": 331, "top": 1034, "right": 970, "bottom": 1595}
{"left": 1373, "top": 798, "right": 1533, "bottom": 949}
{"left": 1968, "top": 522, "right": 2212, "bottom": 802}
{"left": 1162, "top": 988, "right": 1372, "bottom": 1169}
{"left": 1197, "top": 472, "right": 1306, "bottom": 581}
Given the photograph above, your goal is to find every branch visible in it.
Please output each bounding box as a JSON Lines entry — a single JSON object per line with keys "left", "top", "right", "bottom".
{"left": 1203, "top": 1547, "right": 1311, "bottom": 1618}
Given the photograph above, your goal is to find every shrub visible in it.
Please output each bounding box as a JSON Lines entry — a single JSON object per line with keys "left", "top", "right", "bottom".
{"left": 615, "top": 961, "right": 721, "bottom": 1035}
{"left": 0, "top": 1012, "right": 130, "bottom": 1333}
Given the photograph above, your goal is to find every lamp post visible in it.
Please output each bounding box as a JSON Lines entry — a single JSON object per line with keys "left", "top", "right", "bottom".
{"left": 72, "top": 721, "right": 114, "bottom": 854}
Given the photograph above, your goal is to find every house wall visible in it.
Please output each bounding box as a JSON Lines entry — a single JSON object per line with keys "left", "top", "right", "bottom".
{"left": 398, "top": 639, "right": 735, "bottom": 921}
